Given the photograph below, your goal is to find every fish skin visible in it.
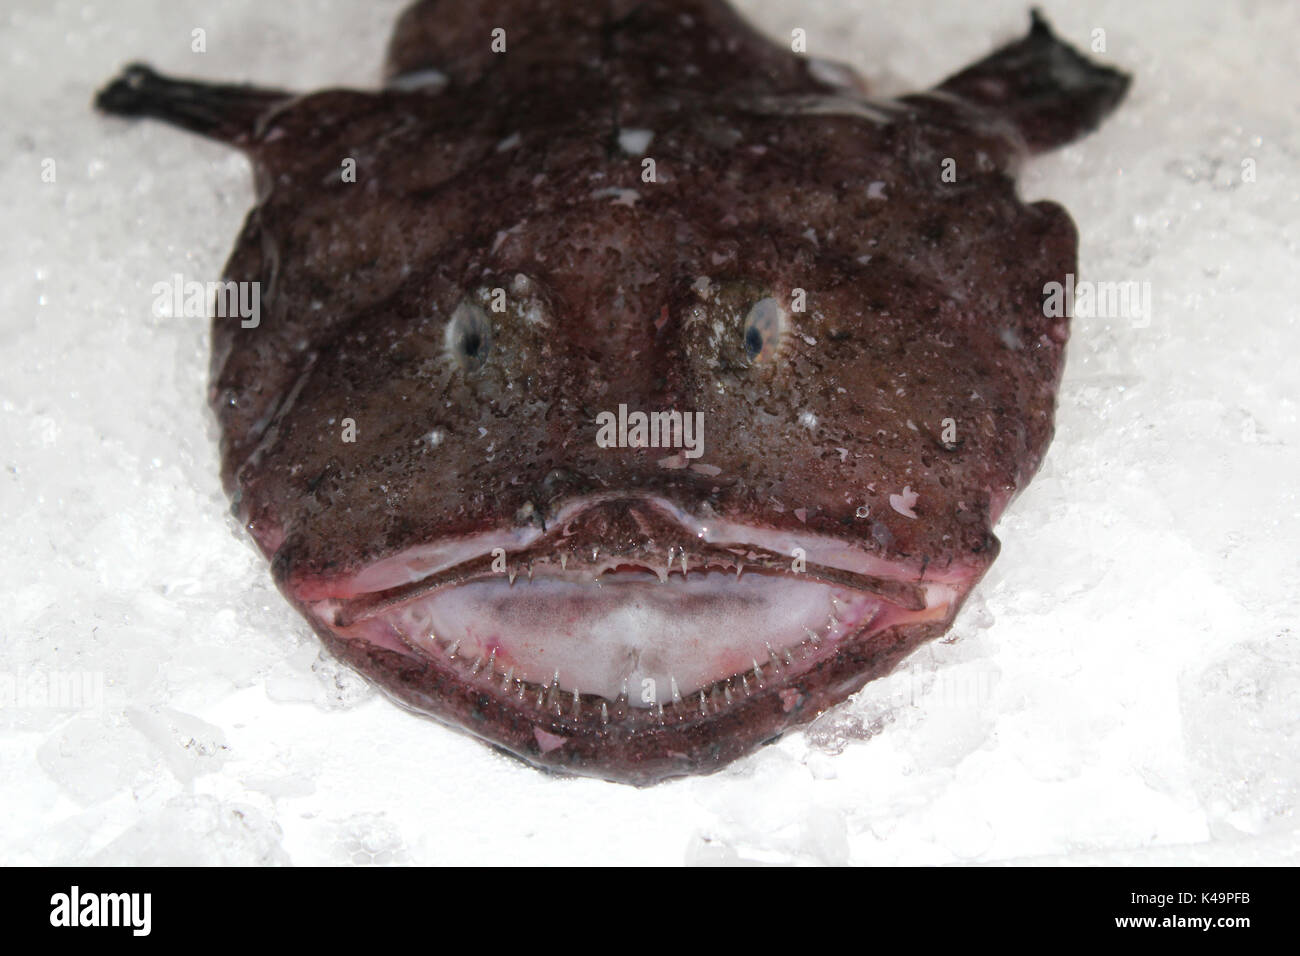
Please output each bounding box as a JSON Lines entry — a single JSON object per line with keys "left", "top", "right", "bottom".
{"left": 95, "top": 1, "right": 1129, "bottom": 785}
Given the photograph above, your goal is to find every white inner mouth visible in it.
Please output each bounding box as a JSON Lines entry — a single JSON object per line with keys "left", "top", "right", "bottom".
{"left": 360, "top": 569, "right": 881, "bottom": 706}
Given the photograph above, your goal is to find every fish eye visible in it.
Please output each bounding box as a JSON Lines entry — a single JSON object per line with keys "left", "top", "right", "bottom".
{"left": 446, "top": 299, "right": 492, "bottom": 371}
{"left": 741, "top": 297, "right": 785, "bottom": 365}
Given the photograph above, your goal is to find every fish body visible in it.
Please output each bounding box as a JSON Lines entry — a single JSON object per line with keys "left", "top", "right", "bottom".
{"left": 96, "top": 0, "right": 1129, "bottom": 784}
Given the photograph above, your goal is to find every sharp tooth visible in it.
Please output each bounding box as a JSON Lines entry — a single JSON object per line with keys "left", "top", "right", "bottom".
{"left": 572, "top": 689, "right": 581, "bottom": 717}
{"left": 752, "top": 658, "right": 763, "bottom": 680}
{"left": 600, "top": 701, "right": 609, "bottom": 724}
{"left": 681, "top": 551, "right": 688, "bottom": 575}
{"left": 699, "top": 691, "right": 708, "bottom": 715}
{"left": 447, "top": 640, "right": 461, "bottom": 660}
{"left": 470, "top": 655, "right": 484, "bottom": 674}
{"left": 527, "top": 562, "right": 534, "bottom": 582}
{"left": 735, "top": 560, "right": 744, "bottom": 580}
{"left": 741, "top": 674, "right": 751, "bottom": 695}
{"left": 508, "top": 566, "right": 517, "bottom": 585}
{"left": 805, "top": 627, "right": 822, "bottom": 645}
{"left": 548, "top": 669, "right": 561, "bottom": 708}
{"left": 670, "top": 676, "right": 681, "bottom": 703}
{"left": 502, "top": 666, "right": 514, "bottom": 691}
{"left": 765, "top": 643, "right": 782, "bottom": 671}
{"left": 724, "top": 683, "right": 733, "bottom": 704}
{"left": 560, "top": 553, "right": 568, "bottom": 571}
{"left": 488, "top": 647, "right": 498, "bottom": 671}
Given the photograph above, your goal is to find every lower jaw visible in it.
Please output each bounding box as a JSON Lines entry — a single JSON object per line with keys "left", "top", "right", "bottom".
{"left": 294, "top": 579, "right": 958, "bottom": 786}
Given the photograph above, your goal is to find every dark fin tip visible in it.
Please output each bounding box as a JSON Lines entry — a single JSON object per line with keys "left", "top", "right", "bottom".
{"left": 936, "top": 8, "right": 1132, "bottom": 153}
{"left": 93, "top": 63, "right": 292, "bottom": 145}
{"left": 94, "top": 63, "right": 162, "bottom": 116}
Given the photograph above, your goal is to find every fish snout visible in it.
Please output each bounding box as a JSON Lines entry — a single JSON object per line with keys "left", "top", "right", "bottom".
{"left": 547, "top": 496, "right": 703, "bottom": 571}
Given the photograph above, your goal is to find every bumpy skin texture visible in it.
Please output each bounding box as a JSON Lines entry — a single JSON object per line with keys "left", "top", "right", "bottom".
{"left": 96, "top": 1, "right": 1129, "bottom": 784}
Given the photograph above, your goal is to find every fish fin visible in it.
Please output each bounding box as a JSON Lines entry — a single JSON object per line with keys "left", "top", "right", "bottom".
{"left": 934, "top": 10, "right": 1130, "bottom": 153}
{"left": 94, "top": 63, "right": 292, "bottom": 146}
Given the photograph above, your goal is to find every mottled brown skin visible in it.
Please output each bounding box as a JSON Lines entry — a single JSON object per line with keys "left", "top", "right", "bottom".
{"left": 96, "top": 1, "right": 1129, "bottom": 784}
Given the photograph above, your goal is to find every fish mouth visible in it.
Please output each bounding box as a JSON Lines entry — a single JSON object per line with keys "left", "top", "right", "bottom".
{"left": 289, "top": 496, "right": 972, "bottom": 784}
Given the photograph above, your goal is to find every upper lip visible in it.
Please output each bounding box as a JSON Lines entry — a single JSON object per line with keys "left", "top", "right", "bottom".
{"left": 330, "top": 499, "right": 928, "bottom": 629}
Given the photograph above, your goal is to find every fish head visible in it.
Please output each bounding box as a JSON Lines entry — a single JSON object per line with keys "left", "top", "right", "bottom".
{"left": 249, "top": 186, "right": 1017, "bottom": 784}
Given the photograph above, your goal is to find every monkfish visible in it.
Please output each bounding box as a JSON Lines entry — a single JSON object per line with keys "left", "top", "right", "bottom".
{"left": 96, "top": 0, "right": 1129, "bottom": 784}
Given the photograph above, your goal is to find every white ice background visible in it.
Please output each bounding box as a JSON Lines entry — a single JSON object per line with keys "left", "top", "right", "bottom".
{"left": 1, "top": 0, "right": 1297, "bottom": 865}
